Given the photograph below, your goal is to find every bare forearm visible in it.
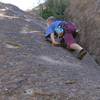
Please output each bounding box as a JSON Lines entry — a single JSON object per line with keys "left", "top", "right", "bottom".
{"left": 50, "top": 33, "right": 60, "bottom": 46}
{"left": 50, "top": 33, "right": 56, "bottom": 43}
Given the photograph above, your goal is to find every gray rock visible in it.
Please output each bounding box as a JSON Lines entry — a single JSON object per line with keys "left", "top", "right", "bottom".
{"left": 0, "top": 2, "right": 100, "bottom": 100}
{"left": 65, "top": 0, "right": 100, "bottom": 64}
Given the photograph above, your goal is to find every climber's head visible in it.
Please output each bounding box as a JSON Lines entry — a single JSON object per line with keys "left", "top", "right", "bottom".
{"left": 47, "top": 16, "right": 55, "bottom": 26}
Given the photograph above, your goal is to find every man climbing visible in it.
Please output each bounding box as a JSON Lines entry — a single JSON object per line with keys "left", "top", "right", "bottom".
{"left": 44, "top": 16, "right": 87, "bottom": 60}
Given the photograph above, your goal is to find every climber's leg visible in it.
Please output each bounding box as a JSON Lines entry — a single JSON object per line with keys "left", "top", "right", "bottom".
{"left": 64, "top": 32, "right": 87, "bottom": 59}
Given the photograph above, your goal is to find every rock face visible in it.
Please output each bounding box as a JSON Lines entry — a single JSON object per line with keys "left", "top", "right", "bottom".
{"left": 65, "top": 0, "right": 100, "bottom": 64}
{"left": 66, "top": 0, "right": 100, "bottom": 63}
{"left": 0, "top": 2, "right": 45, "bottom": 33}
{"left": 0, "top": 2, "right": 100, "bottom": 100}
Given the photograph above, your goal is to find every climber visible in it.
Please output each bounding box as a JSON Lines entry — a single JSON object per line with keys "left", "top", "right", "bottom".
{"left": 44, "top": 16, "right": 87, "bottom": 60}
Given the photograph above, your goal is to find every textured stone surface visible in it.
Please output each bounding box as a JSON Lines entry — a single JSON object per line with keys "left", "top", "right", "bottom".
{"left": 65, "top": 0, "right": 100, "bottom": 64}
{"left": 0, "top": 2, "right": 100, "bottom": 100}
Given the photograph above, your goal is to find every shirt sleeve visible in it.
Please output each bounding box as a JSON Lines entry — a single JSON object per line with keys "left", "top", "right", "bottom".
{"left": 45, "top": 26, "right": 54, "bottom": 37}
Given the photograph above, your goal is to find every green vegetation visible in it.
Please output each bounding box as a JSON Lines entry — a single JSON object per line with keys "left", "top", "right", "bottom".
{"left": 39, "top": 0, "right": 69, "bottom": 19}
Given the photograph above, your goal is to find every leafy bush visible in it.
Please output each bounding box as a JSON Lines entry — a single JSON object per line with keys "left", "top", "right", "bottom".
{"left": 40, "top": 9, "right": 53, "bottom": 19}
{"left": 40, "top": 0, "right": 69, "bottom": 19}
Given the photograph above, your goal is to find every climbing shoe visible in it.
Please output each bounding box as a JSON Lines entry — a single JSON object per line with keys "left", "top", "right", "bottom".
{"left": 77, "top": 49, "right": 87, "bottom": 60}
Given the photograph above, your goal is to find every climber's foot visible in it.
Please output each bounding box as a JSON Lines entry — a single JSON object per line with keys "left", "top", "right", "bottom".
{"left": 77, "top": 49, "right": 87, "bottom": 60}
